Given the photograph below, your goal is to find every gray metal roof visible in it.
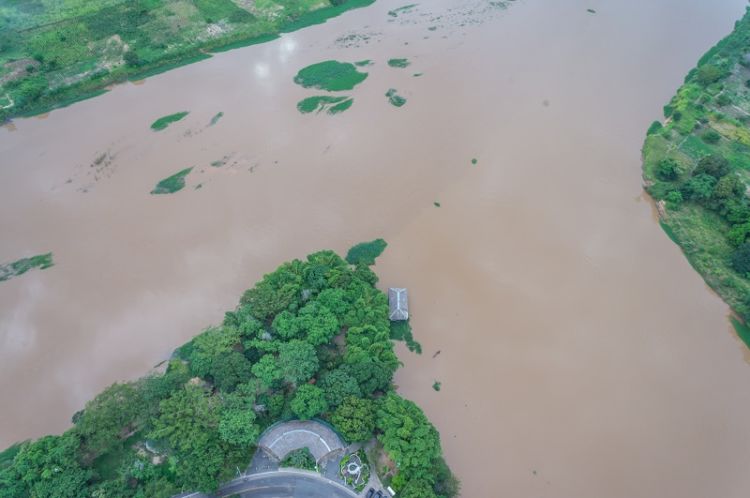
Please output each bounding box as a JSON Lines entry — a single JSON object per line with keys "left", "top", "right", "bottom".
{"left": 388, "top": 288, "right": 409, "bottom": 321}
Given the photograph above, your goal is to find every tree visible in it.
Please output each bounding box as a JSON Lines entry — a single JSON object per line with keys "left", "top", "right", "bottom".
{"left": 343, "top": 360, "right": 394, "bottom": 396}
{"left": 297, "top": 302, "right": 339, "bottom": 345}
{"left": 188, "top": 327, "right": 241, "bottom": 378}
{"left": 209, "top": 351, "right": 252, "bottom": 392}
{"left": 315, "top": 288, "right": 348, "bottom": 320}
{"left": 711, "top": 174, "right": 744, "bottom": 202}
{"left": 432, "top": 456, "right": 461, "bottom": 498}
{"left": 240, "top": 260, "right": 305, "bottom": 321}
{"left": 694, "top": 154, "right": 730, "bottom": 179}
{"left": 123, "top": 50, "right": 141, "bottom": 67}
{"left": 140, "top": 360, "right": 191, "bottom": 409}
{"left": 272, "top": 310, "right": 302, "bottom": 340}
{"left": 655, "top": 158, "right": 680, "bottom": 181}
{"left": 731, "top": 242, "right": 750, "bottom": 276}
{"left": 695, "top": 64, "right": 723, "bottom": 86}
{"left": 683, "top": 173, "right": 717, "bottom": 202}
{"left": 148, "top": 385, "right": 225, "bottom": 492}
{"left": 278, "top": 340, "right": 319, "bottom": 385}
{"left": 376, "top": 393, "right": 441, "bottom": 479}
{"left": 7, "top": 433, "right": 91, "bottom": 498}
{"left": 331, "top": 396, "right": 375, "bottom": 442}
{"left": 251, "top": 353, "right": 283, "bottom": 387}
{"left": 728, "top": 222, "right": 750, "bottom": 247}
{"left": 218, "top": 409, "right": 260, "bottom": 447}
{"left": 399, "top": 478, "right": 438, "bottom": 498}
{"left": 290, "top": 385, "right": 328, "bottom": 420}
{"left": 319, "top": 368, "right": 361, "bottom": 407}
{"left": 74, "top": 382, "right": 144, "bottom": 454}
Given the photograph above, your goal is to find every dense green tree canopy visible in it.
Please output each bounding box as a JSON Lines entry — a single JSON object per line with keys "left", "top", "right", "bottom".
{"left": 331, "top": 396, "right": 375, "bottom": 442}
{"left": 278, "top": 340, "right": 319, "bottom": 385}
{"left": 290, "top": 384, "right": 329, "bottom": 420}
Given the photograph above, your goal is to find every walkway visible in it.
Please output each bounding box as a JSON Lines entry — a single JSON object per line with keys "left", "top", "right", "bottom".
{"left": 258, "top": 420, "right": 345, "bottom": 462}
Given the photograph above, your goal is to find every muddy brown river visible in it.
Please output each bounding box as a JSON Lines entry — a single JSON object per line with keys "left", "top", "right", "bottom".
{"left": 2, "top": 0, "right": 750, "bottom": 496}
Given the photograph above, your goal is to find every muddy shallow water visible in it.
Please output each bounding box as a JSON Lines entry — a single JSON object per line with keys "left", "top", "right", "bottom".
{"left": 2, "top": 0, "right": 750, "bottom": 496}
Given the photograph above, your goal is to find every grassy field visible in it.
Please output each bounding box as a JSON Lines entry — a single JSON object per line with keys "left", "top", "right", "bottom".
{"left": 642, "top": 7, "right": 750, "bottom": 342}
{"left": 0, "top": 0, "right": 375, "bottom": 121}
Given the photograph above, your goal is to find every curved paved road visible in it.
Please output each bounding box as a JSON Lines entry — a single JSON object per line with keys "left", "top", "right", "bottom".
{"left": 258, "top": 420, "right": 345, "bottom": 462}
{"left": 179, "top": 470, "right": 358, "bottom": 498}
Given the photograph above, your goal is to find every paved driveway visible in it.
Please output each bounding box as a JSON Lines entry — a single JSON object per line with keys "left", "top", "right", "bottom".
{"left": 258, "top": 420, "right": 345, "bottom": 462}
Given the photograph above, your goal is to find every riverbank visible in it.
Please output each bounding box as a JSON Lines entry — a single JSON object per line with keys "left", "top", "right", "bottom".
{"left": 0, "top": 0, "right": 374, "bottom": 122}
{"left": 641, "top": 7, "right": 750, "bottom": 343}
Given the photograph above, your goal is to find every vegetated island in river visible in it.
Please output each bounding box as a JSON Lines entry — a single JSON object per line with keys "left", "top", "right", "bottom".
{"left": 642, "top": 7, "right": 750, "bottom": 344}
{"left": 0, "top": 243, "right": 458, "bottom": 498}
{"left": 0, "top": 0, "right": 375, "bottom": 121}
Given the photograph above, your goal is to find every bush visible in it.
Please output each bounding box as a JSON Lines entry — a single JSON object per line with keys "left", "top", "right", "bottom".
{"left": 655, "top": 158, "right": 681, "bottom": 181}
{"left": 647, "top": 121, "right": 663, "bottom": 135}
{"left": 665, "top": 190, "right": 683, "bottom": 210}
{"left": 702, "top": 129, "right": 721, "bottom": 144}
{"left": 716, "top": 93, "right": 732, "bottom": 106}
{"left": 695, "top": 64, "right": 723, "bottom": 86}
{"left": 694, "top": 154, "right": 730, "bottom": 178}
{"left": 731, "top": 242, "right": 750, "bottom": 276}
{"left": 280, "top": 447, "right": 316, "bottom": 470}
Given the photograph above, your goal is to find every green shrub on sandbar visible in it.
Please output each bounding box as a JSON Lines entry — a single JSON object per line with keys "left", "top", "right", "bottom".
{"left": 387, "top": 58, "right": 410, "bottom": 68}
{"left": 0, "top": 253, "right": 54, "bottom": 282}
{"left": 346, "top": 239, "right": 387, "bottom": 265}
{"left": 293, "top": 61, "right": 368, "bottom": 91}
{"left": 385, "top": 89, "right": 406, "bottom": 107}
{"left": 151, "top": 167, "right": 193, "bottom": 195}
{"left": 297, "top": 96, "right": 353, "bottom": 115}
{"left": 150, "top": 112, "right": 189, "bottom": 131}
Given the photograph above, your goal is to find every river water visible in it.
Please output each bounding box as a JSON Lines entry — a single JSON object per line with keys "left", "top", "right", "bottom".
{"left": 2, "top": 0, "right": 750, "bottom": 496}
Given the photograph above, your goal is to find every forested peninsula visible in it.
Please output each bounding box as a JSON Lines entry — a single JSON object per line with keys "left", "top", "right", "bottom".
{"left": 642, "top": 8, "right": 750, "bottom": 344}
{"left": 0, "top": 0, "right": 373, "bottom": 121}
{"left": 0, "top": 247, "right": 456, "bottom": 498}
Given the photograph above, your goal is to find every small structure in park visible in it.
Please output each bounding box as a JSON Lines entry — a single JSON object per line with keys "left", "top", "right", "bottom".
{"left": 388, "top": 288, "right": 408, "bottom": 321}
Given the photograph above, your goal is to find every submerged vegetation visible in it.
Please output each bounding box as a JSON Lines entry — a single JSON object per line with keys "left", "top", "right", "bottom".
{"left": 390, "top": 320, "right": 422, "bottom": 354}
{"left": 0, "top": 247, "right": 457, "bottom": 497}
{"left": 0, "top": 0, "right": 375, "bottom": 121}
{"left": 345, "top": 238, "right": 387, "bottom": 265}
{"left": 386, "top": 88, "right": 407, "bottom": 107}
{"left": 388, "top": 4, "right": 418, "bottom": 18}
{"left": 0, "top": 253, "right": 53, "bottom": 283}
{"left": 642, "top": 8, "right": 750, "bottom": 342}
{"left": 387, "top": 58, "right": 410, "bottom": 68}
{"left": 209, "top": 112, "right": 224, "bottom": 127}
{"left": 151, "top": 167, "right": 192, "bottom": 195}
{"left": 150, "top": 112, "right": 189, "bottom": 131}
{"left": 293, "top": 61, "right": 369, "bottom": 92}
{"left": 297, "top": 95, "right": 353, "bottom": 115}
